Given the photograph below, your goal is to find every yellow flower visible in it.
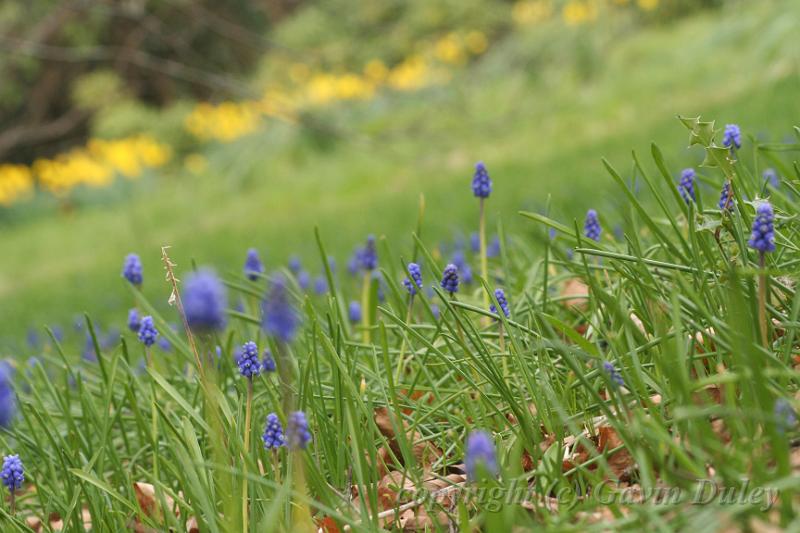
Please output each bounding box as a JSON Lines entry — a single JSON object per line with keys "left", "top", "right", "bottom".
{"left": 0, "top": 164, "right": 34, "bottom": 206}
{"left": 387, "top": 55, "right": 428, "bottom": 91}
{"left": 563, "top": 0, "right": 597, "bottom": 25}
{"left": 637, "top": 0, "right": 658, "bottom": 10}
{"left": 512, "top": 1, "right": 552, "bottom": 25}
{"left": 434, "top": 33, "right": 465, "bottom": 65}
{"left": 363, "top": 59, "right": 388, "bottom": 83}
{"left": 464, "top": 31, "right": 489, "bottom": 55}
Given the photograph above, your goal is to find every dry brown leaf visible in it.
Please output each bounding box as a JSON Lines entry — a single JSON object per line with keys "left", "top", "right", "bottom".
{"left": 317, "top": 516, "right": 342, "bottom": 533}
{"left": 561, "top": 278, "right": 589, "bottom": 311}
{"left": 597, "top": 426, "right": 635, "bottom": 480}
{"left": 374, "top": 408, "right": 443, "bottom": 471}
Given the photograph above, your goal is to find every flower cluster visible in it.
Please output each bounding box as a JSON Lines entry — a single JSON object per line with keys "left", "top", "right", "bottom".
{"left": 137, "top": 316, "right": 159, "bottom": 347}
{"left": 440, "top": 264, "right": 460, "bottom": 295}
{"left": 1, "top": 455, "right": 24, "bottom": 492}
{"left": 465, "top": 430, "right": 498, "bottom": 480}
{"left": 263, "top": 276, "right": 299, "bottom": 342}
{"left": 286, "top": 411, "right": 312, "bottom": 450}
{"left": 360, "top": 235, "right": 378, "bottom": 271}
{"left": 722, "top": 123, "right": 741, "bottom": 152}
{"left": 584, "top": 209, "right": 601, "bottom": 242}
{"left": 348, "top": 301, "right": 362, "bottom": 323}
{"left": 263, "top": 413, "right": 285, "bottom": 449}
{"left": 127, "top": 308, "right": 141, "bottom": 332}
{"left": 122, "top": 254, "right": 143, "bottom": 286}
{"left": 472, "top": 161, "right": 492, "bottom": 198}
{"left": 0, "top": 365, "right": 16, "bottom": 429}
{"left": 678, "top": 168, "right": 696, "bottom": 204}
{"left": 184, "top": 270, "right": 228, "bottom": 331}
{"left": 748, "top": 202, "right": 776, "bottom": 254}
{"left": 244, "top": 249, "right": 264, "bottom": 281}
{"left": 718, "top": 180, "right": 733, "bottom": 211}
{"left": 602, "top": 361, "right": 624, "bottom": 388}
{"left": 403, "top": 262, "right": 423, "bottom": 295}
{"left": 236, "top": 341, "right": 262, "bottom": 378}
{"left": 490, "top": 289, "right": 510, "bottom": 318}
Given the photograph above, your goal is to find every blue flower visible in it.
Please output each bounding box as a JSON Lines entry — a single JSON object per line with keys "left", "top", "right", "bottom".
{"left": 288, "top": 256, "right": 302, "bottom": 274}
{"left": 244, "top": 248, "right": 264, "bottom": 281}
{"left": 403, "top": 263, "right": 423, "bottom": 296}
{"left": 262, "top": 275, "right": 299, "bottom": 343}
{"left": 347, "top": 248, "right": 362, "bottom": 276}
{"left": 487, "top": 235, "right": 500, "bottom": 258}
{"left": 1, "top": 455, "right": 23, "bottom": 492}
{"left": 0, "top": 365, "right": 16, "bottom": 428}
{"left": 490, "top": 289, "right": 510, "bottom": 318}
{"left": 137, "top": 316, "right": 159, "bottom": 347}
{"left": 262, "top": 349, "right": 276, "bottom": 373}
{"left": 775, "top": 398, "right": 796, "bottom": 435}
{"left": 183, "top": 269, "right": 227, "bottom": 332}
{"left": 678, "top": 168, "right": 696, "bottom": 204}
{"left": 722, "top": 124, "right": 741, "bottom": 151}
{"left": 236, "top": 341, "right": 261, "bottom": 379}
{"left": 122, "top": 253, "right": 143, "bottom": 286}
{"left": 718, "top": 181, "right": 733, "bottom": 211}
{"left": 360, "top": 235, "right": 378, "bottom": 271}
{"left": 348, "top": 301, "right": 362, "bottom": 323}
{"left": 465, "top": 430, "right": 498, "bottom": 480}
{"left": 602, "top": 361, "right": 624, "bottom": 388}
{"left": 263, "top": 413, "right": 285, "bottom": 449}
{"left": 297, "top": 271, "right": 310, "bottom": 290}
{"left": 286, "top": 411, "right": 312, "bottom": 450}
{"left": 440, "top": 264, "right": 459, "bottom": 295}
{"left": 763, "top": 168, "right": 779, "bottom": 188}
{"left": 748, "top": 201, "right": 776, "bottom": 254}
{"left": 584, "top": 209, "right": 601, "bottom": 242}
{"left": 157, "top": 335, "right": 172, "bottom": 352}
{"left": 127, "top": 308, "right": 141, "bottom": 333}
{"left": 451, "top": 251, "right": 473, "bottom": 284}
{"left": 470, "top": 233, "right": 480, "bottom": 254}
{"left": 313, "top": 276, "right": 328, "bottom": 295}
{"left": 472, "top": 161, "right": 492, "bottom": 198}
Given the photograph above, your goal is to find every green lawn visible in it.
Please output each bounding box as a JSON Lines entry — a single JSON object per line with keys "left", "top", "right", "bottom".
{"left": 1, "top": 0, "right": 798, "bottom": 347}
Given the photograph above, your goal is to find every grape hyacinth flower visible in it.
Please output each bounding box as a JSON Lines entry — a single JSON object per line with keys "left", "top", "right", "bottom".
{"left": 183, "top": 269, "right": 228, "bottom": 332}
{"left": 286, "top": 411, "right": 312, "bottom": 450}
{"left": 137, "top": 316, "right": 159, "bottom": 347}
{"left": 1, "top": 455, "right": 24, "bottom": 493}
{"left": 360, "top": 235, "right": 378, "bottom": 271}
{"left": 440, "top": 264, "right": 459, "bottom": 295}
{"left": 602, "top": 361, "right": 624, "bottom": 388}
{"left": 490, "top": 289, "right": 510, "bottom": 318}
{"left": 722, "top": 123, "right": 741, "bottom": 153}
{"left": 262, "top": 349, "right": 276, "bottom": 373}
{"left": 718, "top": 181, "right": 733, "bottom": 211}
{"left": 763, "top": 168, "right": 779, "bottom": 188}
{"left": 775, "top": 399, "right": 796, "bottom": 435}
{"left": 297, "top": 270, "right": 310, "bottom": 291}
{"left": 465, "top": 430, "right": 498, "bottom": 480}
{"left": 678, "top": 168, "right": 696, "bottom": 204}
{"left": 263, "top": 413, "right": 285, "bottom": 449}
{"left": 313, "top": 276, "right": 328, "bottom": 295}
{"left": 472, "top": 161, "right": 492, "bottom": 198}
{"left": 262, "top": 275, "right": 299, "bottom": 343}
{"left": 487, "top": 235, "right": 500, "bottom": 258}
{"left": 122, "top": 253, "right": 143, "bottom": 286}
{"left": 288, "top": 256, "right": 302, "bottom": 274}
{"left": 403, "top": 263, "right": 423, "bottom": 296}
{"left": 470, "top": 232, "right": 480, "bottom": 254}
{"left": 748, "top": 201, "right": 776, "bottom": 254}
{"left": 244, "top": 248, "right": 264, "bottom": 281}
{"left": 157, "top": 336, "right": 172, "bottom": 352}
{"left": 452, "top": 251, "right": 473, "bottom": 284}
{"left": 236, "top": 341, "right": 261, "bottom": 379}
{"left": 584, "top": 209, "right": 601, "bottom": 242}
{"left": 127, "top": 308, "right": 141, "bottom": 332}
{"left": 0, "top": 364, "right": 16, "bottom": 428}
{"left": 348, "top": 301, "right": 362, "bottom": 323}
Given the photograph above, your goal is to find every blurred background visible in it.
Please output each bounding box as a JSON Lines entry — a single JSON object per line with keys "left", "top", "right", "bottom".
{"left": 0, "top": 0, "right": 798, "bottom": 349}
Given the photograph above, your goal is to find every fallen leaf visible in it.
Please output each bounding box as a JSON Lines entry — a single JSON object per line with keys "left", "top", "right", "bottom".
{"left": 562, "top": 278, "right": 589, "bottom": 311}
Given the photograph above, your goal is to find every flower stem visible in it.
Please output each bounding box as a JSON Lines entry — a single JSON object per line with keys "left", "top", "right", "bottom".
{"left": 360, "top": 272, "right": 371, "bottom": 343}
{"left": 479, "top": 198, "right": 489, "bottom": 322}
{"left": 10, "top": 490, "right": 15, "bottom": 515}
{"left": 759, "top": 252, "right": 768, "bottom": 348}
{"left": 394, "top": 296, "right": 414, "bottom": 382}
{"left": 242, "top": 379, "right": 253, "bottom": 533}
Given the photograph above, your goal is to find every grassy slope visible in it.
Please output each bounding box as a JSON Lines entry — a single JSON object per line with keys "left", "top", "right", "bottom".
{"left": 0, "top": 0, "right": 798, "bottom": 347}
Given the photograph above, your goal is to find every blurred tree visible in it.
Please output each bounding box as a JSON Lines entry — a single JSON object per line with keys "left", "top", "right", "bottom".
{"left": 0, "top": 0, "right": 300, "bottom": 162}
